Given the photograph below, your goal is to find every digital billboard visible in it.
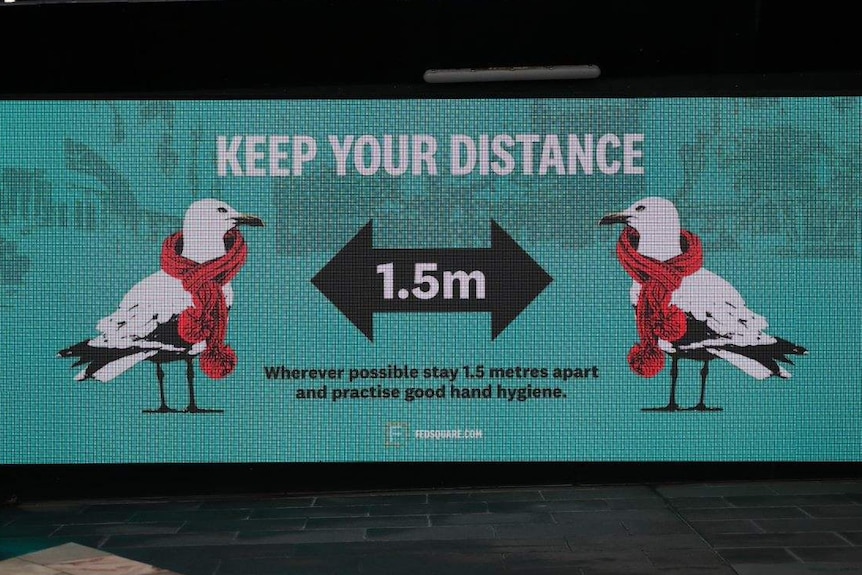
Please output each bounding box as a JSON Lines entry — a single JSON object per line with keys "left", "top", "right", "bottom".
{"left": 0, "top": 98, "right": 858, "bottom": 464}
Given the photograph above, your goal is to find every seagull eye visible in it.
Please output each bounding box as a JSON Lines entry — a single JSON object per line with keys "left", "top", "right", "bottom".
{"left": 217, "top": 207, "right": 228, "bottom": 213}
{"left": 635, "top": 205, "right": 645, "bottom": 212}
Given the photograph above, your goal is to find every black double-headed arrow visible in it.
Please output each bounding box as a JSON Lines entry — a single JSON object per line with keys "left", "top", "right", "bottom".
{"left": 311, "top": 221, "right": 553, "bottom": 341}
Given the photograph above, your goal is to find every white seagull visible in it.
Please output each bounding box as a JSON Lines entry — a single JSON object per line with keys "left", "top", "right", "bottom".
{"left": 59, "top": 199, "right": 264, "bottom": 414}
{"left": 600, "top": 197, "right": 808, "bottom": 411}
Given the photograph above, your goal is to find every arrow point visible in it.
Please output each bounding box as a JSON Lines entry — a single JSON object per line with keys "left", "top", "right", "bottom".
{"left": 489, "top": 220, "right": 553, "bottom": 340}
{"left": 353, "top": 315, "right": 375, "bottom": 342}
{"left": 312, "top": 220, "right": 375, "bottom": 342}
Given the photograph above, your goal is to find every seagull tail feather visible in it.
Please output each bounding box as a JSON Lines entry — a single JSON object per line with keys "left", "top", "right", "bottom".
{"left": 709, "top": 336, "right": 807, "bottom": 381}
{"left": 58, "top": 341, "right": 92, "bottom": 358}
{"left": 774, "top": 337, "right": 808, "bottom": 357}
{"left": 58, "top": 342, "right": 154, "bottom": 382}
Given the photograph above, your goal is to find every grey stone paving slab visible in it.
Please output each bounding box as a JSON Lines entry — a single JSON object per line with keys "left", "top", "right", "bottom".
{"left": 11, "top": 502, "right": 76, "bottom": 510}
{"left": 488, "top": 499, "right": 609, "bottom": 513}
{"left": 763, "top": 481, "right": 862, "bottom": 495}
{"left": 504, "top": 550, "right": 647, "bottom": 567}
{"left": 366, "top": 525, "right": 496, "bottom": 541}
{"left": 53, "top": 522, "right": 184, "bottom": 536}
{"left": 102, "top": 531, "right": 239, "bottom": 548}
{"left": 716, "top": 547, "right": 799, "bottom": 563}
{"left": 623, "top": 518, "right": 698, "bottom": 535}
{"left": 839, "top": 531, "right": 862, "bottom": 545}
{"left": 606, "top": 498, "right": 669, "bottom": 510}
{"left": 658, "top": 568, "right": 738, "bottom": 574}
{"left": 304, "top": 515, "right": 428, "bottom": 529}
{"left": 366, "top": 501, "right": 490, "bottom": 515}
{"left": 679, "top": 507, "right": 809, "bottom": 521}
{"left": 426, "top": 489, "right": 543, "bottom": 503}
{"left": 112, "top": 551, "right": 220, "bottom": 575}
{"left": 706, "top": 532, "right": 850, "bottom": 548}
{"left": 504, "top": 549, "right": 661, "bottom": 574}
{"left": 180, "top": 518, "right": 307, "bottom": 533}
{"left": 250, "top": 504, "right": 370, "bottom": 519}
{"left": 802, "top": 505, "right": 862, "bottom": 518}
{"left": 566, "top": 533, "right": 708, "bottom": 551}
{"left": 641, "top": 546, "right": 728, "bottom": 568}
{"left": 101, "top": 543, "right": 297, "bottom": 561}
{"left": 657, "top": 483, "right": 780, "bottom": 498}
{"left": 235, "top": 528, "right": 367, "bottom": 544}
{"left": 218, "top": 555, "right": 361, "bottom": 575}
{"left": 667, "top": 497, "right": 732, "bottom": 509}
{"left": 8, "top": 503, "right": 86, "bottom": 514}
{"left": 688, "top": 519, "right": 762, "bottom": 534}
{"left": 304, "top": 538, "right": 572, "bottom": 555}
{"left": 109, "top": 538, "right": 565, "bottom": 568}
{"left": 0, "top": 536, "right": 106, "bottom": 556}
{"left": 0, "top": 523, "right": 61, "bottom": 537}
{"left": 366, "top": 537, "right": 569, "bottom": 554}
{"left": 507, "top": 568, "right": 592, "bottom": 575}
{"left": 554, "top": 509, "right": 682, "bottom": 523}
{"left": 8, "top": 511, "right": 135, "bottom": 525}
{"left": 791, "top": 546, "right": 862, "bottom": 562}
{"left": 725, "top": 495, "right": 858, "bottom": 507}
{"left": 82, "top": 501, "right": 203, "bottom": 513}
{"left": 466, "top": 490, "right": 545, "bottom": 502}
{"left": 576, "top": 565, "right": 661, "bottom": 575}
{"left": 540, "top": 486, "right": 658, "bottom": 500}
{"left": 755, "top": 518, "right": 862, "bottom": 532}
{"left": 359, "top": 552, "right": 506, "bottom": 575}
{"left": 138, "top": 509, "right": 251, "bottom": 523}
{"left": 313, "top": 493, "right": 427, "bottom": 506}
{"left": 197, "top": 496, "right": 315, "bottom": 510}
{"left": 733, "top": 564, "right": 862, "bottom": 574}
{"left": 505, "top": 520, "right": 630, "bottom": 538}
{"left": 129, "top": 509, "right": 251, "bottom": 523}
{"left": 430, "top": 512, "right": 554, "bottom": 526}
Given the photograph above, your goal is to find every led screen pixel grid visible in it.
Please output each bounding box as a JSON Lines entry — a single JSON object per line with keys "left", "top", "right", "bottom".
{"left": 0, "top": 97, "right": 858, "bottom": 464}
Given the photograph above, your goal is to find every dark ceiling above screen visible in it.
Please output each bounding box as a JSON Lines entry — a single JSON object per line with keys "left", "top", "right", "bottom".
{"left": 0, "top": 1, "right": 861, "bottom": 93}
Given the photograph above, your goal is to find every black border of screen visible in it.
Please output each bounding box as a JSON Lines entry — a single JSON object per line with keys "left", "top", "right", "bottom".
{"left": 2, "top": 73, "right": 862, "bottom": 501}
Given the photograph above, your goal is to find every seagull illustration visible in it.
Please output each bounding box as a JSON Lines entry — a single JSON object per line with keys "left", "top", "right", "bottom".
{"left": 59, "top": 199, "right": 264, "bottom": 414}
{"left": 600, "top": 197, "right": 807, "bottom": 412}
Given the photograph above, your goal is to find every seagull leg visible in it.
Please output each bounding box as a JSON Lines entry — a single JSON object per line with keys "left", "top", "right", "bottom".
{"left": 687, "top": 360, "right": 723, "bottom": 412}
{"left": 143, "top": 363, "right": 179, "bottom": 414}
{"left": 642, "top": 355, "right": 682, "bottom": 412}
{"left": 183, "top": 357, "right": 223, "bottom": 414}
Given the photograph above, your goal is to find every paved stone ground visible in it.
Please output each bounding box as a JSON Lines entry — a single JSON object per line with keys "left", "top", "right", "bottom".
{"left": 2, "top": 480, "right": 862, "bottom": 574}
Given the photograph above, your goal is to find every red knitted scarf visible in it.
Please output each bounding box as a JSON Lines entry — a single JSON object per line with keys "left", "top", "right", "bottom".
{"left": 161, "top": 229, "right": 247, "bottom": 379}
{"left": 616, "top": 226, "right": 703, "bottom": 378}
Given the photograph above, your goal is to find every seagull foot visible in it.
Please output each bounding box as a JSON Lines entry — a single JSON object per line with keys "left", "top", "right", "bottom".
{"left": 184, "top": 405, "right": 224, "bottom": 414}
{"left": 641, "top": 403, "right": 682, "bottom": 412}
{"left": 684, "top": 403, "right": 724, "bottom": 412}
{"left": 142, "top": 405, "right": 180, "bottom": 414}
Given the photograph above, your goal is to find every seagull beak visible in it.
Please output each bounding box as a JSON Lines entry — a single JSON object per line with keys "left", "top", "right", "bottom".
{"left": 599, "top": 212, "right": 630, "bottom": 226}
{"left": 234, "top": 214, "right": 265, "bottom": 227}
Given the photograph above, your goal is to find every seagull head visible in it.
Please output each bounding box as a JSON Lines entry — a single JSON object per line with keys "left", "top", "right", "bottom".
{"left": 183, "top": 199, "right": 265, "bottom": 239}
{"left": 599, "top": 197, "right": 680, "bottom": 236}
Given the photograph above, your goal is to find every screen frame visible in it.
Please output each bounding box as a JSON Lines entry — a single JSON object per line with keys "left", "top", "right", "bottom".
{"left": 2, "top": 74, "right": 862, "bottom": 500}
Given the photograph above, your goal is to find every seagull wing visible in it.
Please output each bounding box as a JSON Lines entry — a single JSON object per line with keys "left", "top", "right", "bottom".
{"left": 631, "top": 269, "right": 807, "bottom": 379}
{"left": 92, "top": 271, "right": 193, "bottom": 351}
{"left": 672, "top": 270, "right": 771, "bottom": 347}
{"left": 60, "top": 271, "right": 194, "bottom": 382}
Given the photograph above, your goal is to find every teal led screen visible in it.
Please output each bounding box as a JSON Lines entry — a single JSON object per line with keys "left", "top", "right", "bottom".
{"left": 0, "top": 98, "right": 859, "bottom": 463}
